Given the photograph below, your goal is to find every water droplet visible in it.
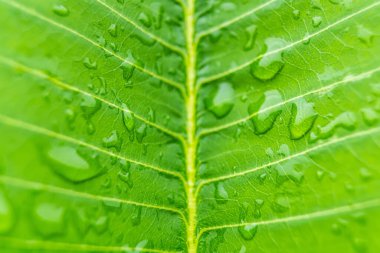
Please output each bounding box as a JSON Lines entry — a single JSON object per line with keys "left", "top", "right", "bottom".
{"left": 243, "top": 25, "right": 257, "bottom": 51}
{"left": 120, "top": 62, "right": 135, "bottom": 86}
{"left": 359, "top": 167, "right": 372, "bottom": 181}
{"left": 220, "top": 2, "right": 236, "bottom": 11}
{"left": 118, "top": 170, "right": 133, "bottom": 188}
{"left": 80, "top": 95, "right": 101, "bottom": 119}
{"left": 102, "top": 130, "right": 122, "bottom": 151}
{"left": 138, "top": 12, "right": 152, "bottom": 28}
{"left": 357, "top": 25, "right": 374, "bottom": 45}
{"left": 32, "top": 202, "right": 66, "bottom": 237}
{"left": 250, "top": 38, "right": 288, "bottom": 81}
{"left": 121, "top": 104, "right": 135, "bottom": 132}
{"left": 108, "top": 23, "right": 117, "bottom": 37}
{"left": 239, "top": 245, "right": 247, "bottom": 253}
{"left": 131, "top": 206, "right": 142, "bottom": 226}
{"left": 289, "top": 98, "right": 318, "bottom": 139}
{"left": 361, "top": 108, "right": 378, "bottom": 126}
{"left": 83, "top": 57, "right": 97, "bottom": 70}
{"left": 205, "top": 82, "right": 235, "bottom": 118}
{"left": 312, "top": 16, "right": 322, "bottom": 27}
{"left": 238, "top": 223, "right": 258, "bottom": 240}
{"left": 215, "top": 183, "right": 228, "bottom": 204}
{"left": 314, "top": 111, "right": 357, "bottom": 141}
{"left": 316, "top": 170, "right": 325, "bottom": 181}
{"left": 292, "top": 9, "right": 300, "bottom": 19}
{"left": 248, "top": 90, "right": 283, "bottom": 134}
{"left": 311, "top": 0, "right": 322, "bottom": 9}
{"left": 0, "top": 190, "right": 14, "bottom": 234}
{"left": 46, "top": 145, "right": 103, "bottom": 182}
{"left": 93, "top": 216, "right": 108, "bottom": 234}
{"left": 352, "top": 238, "right": 368, "bottom": 253}
{"left": 136, "top": 123, "right": 147, "bottom": 143}
{"left": 52, "top": 5, "right": 69, "bottom": 17}
{"left": 277, "top": 144, "right": 290, "bottom": 157}
{"left": 275, "top": 157, "right": 308, "bottom": 185}
{"left": 254, "top": 199, "right": 264, "bottom": 218}
{"left": 64, "top": 108, "right": 76, "bottom": 128}
{"left": 272, "top": 195, "right": 290, "bottom": 213}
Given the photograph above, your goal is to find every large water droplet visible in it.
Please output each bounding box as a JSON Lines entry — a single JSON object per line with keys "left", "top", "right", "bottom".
{"left": 248, "top": 90, "right": 283, "bottom": 134}
{"left": 205, "top": 82, "right": 235, "bottom": 118}
{"left": 250, "top": 38, "right": 287, "bottom": 81}
{"left": 289, "top": 98, "right": 318, "bottom": 139}
{"left": 238, "top": 223, "right": 258, "bottom": 240}
{"left": 121, "top": 104, "right": 135, "bottom": 132}
{"left": 0, "top": 190, "right": 14, "bottom": 234}
{"left": 46, "top": 145, "right": 103, "bottom": 182}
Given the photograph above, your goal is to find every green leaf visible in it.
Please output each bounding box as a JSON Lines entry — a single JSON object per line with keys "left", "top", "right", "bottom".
{"left": 0, "top": 0, "right": 379, "bottom": 252}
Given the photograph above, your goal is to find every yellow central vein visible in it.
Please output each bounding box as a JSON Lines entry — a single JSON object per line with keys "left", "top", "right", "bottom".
{"left": 184, "top": 0, "right": 197, "bottom": 252}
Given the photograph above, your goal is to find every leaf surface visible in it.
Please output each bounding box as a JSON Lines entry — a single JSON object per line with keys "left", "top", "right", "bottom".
{"left": 0, "top": 0, "right": 379, "bottom": 252}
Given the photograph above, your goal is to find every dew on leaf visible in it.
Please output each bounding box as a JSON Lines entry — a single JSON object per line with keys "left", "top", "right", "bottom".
{"left": 83, "top": 57, "right": 97, "bottom": 70}
{"left": 312, "top": 16, "right": 322, "bottom": 27}
{"left": 52, "top": 5, "right": 69, "bottom": 17}
{"left": 243, "top": 25, "right": 257, "bottom": 51}
{"left": 238, "top": 223, "right": 258, "bottom": 240}
{"left": 131, "top": 206, "right": 142, "bottom": 226}
{"left": 136, "top": 123, "right": 147, "bottom": 143}
{"left": 215, "top": 182, "right": 228, "bottom": 204}
{"left": 108, "top": 23, "right": 118, "bottom": 37}
{"left": 272, "top": 195, "right": 291, "bottom": 213}
{"left": 138, "top": 12, "right": 152, "bottom": 28}
{"left": 248, "top": 90, "right": 283, "bottom": 134}
{"left": 102, "top": 130, "right": 122, "bottom": 152}
{"left": 220, "top": 2, "right": 236, "bottom": 11}
{"left": 359, "top": 167, "right": 372, "bottom": 181}
{"left": 277, "top": 144, "right": 290, "bottom": 157}
{"left": 205, "top": 82, "right": 235, "bottom": 118}
{"left": 80, "top": 95, "right": 101, "bottom": 119}
{"left": 32, "top": 202, "right": 66, "bottom": 237}
{"left": 0, "top": 190, "right": 14, "bottom": 234}
{"left": 121, "top": 103, "right": 135, "bottom": 132}
{"left": 93, "top": 215, "right": 108, "bottom": 234}
{"left": 118, "top": 170, "right": 133, "bottom": 188}
{"left": 357, "top": 25, "right": 374, "bottom": 45}
{"left": 292, "top": 9, "right": 300, "bottom": 19}
{"left": 120, "top": 62, "right": 135, "bottom": 86}
{"left": 254, "top": 199, "right": 264, "bottom": 218}
{"left": 289, "top": 98, "right": 318, "bottom": 139}
{"left": 250, "top": 38, "right": 288, "bottom": 81}
{"left": 361, "top": 108, "right": 378, "bottom": 126}
{"left": 311, "top": 0, "right": 322, "bottom": 9}
{"left": 46, "top": 145, "right": 103, "bottom": 182}
{"left": 316, "top": 170, "right": 325, "bottom": 181}
{"left": 275, "top": 157, "right": 309, "bottom": 185}
{"left": 313, "top": 111, "right": 357, "bottom": 141}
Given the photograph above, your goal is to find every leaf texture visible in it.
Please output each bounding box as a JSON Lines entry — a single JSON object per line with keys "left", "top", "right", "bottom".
{"left": 0, "top": 0, "right": 379, "bottom": 252}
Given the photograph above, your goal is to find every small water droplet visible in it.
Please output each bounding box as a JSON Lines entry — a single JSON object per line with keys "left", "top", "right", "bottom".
{"left": 131, "top": 206, "right": 142, "bottom": 226}
{"left": 359, "top": 167, "right": 372, "bottom": 181}
{"left": 102, "top": 130, "right": 122, "bottom": 151}
{"left": 215, "top": 183, "right": 228, "bottom": 204}
{"left": 289, "top": 98, "right": 318, "bottom": 139}
{"left": 138, "top": 12, "right": 152, "bottom": 28}
{"left": 292, "top": 9, "right": 300, "bottom": 20}
{"left": 311, "top": 0, "right": 322, "bottom": 9}
{"left": 0, "top": 190, "right": 14, "bottom": 234}
{"left": 32, "top": 202, "right": 66, "bottom": 237}
{"left": 83, "top": 57, "right": 97, "bottom": 70}
{"left": 80, "top": 96, "right": 101, "bottom": 119}
{"left": 238, "top": 223, "right": 258, "bottom": 240}
{"left": 108, "top": 23, "right": 118, "bottom": 37}
{"left": 250, "top": 38, "right": 288, "bottom": 81}
{"left": 357, "top": 25, "right": 374, "bottom": 46}
{"left": 361, "top": 108, "right": 378, "bottom": 126}
{"left": 93, "top": 215, "right": 108, "bottom": 234}
{"left": 52, "top": 5, "right": 69, "bottom": 17}
{"left": 248, "top": 90, "right": 283, "bottom": 134}
{"left": 254, "top": 199, "right": 264, "bottom": 218}
{"left": 121, "top": 104, "right": 135, "bottom": 132}
{"left": 243, "top": 25, "right": 257, "bottom": 51}
{"left": 136, "top": 123, "right": 147, "bottom": 143}
{"left": 312, "top": 16, "right": 322, "bottom": 27}
{"left": 272, "top": 195, "right": 290, "bottom": 213}
{"left": 205, "top": 82, "right": 235, "bottom": 118}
